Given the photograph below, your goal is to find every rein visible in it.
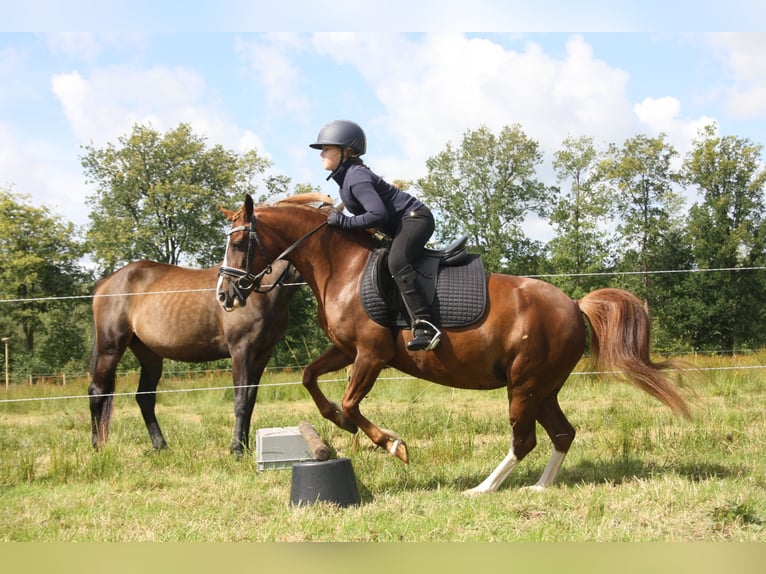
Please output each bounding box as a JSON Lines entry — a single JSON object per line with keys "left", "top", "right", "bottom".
{"left": 219, "top": 213, "right": 327, "bottom": 300}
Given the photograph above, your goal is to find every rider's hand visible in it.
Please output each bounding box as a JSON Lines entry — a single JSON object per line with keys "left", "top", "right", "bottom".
{"left": 327, "top": 210, "right": 351, "bottom": 229}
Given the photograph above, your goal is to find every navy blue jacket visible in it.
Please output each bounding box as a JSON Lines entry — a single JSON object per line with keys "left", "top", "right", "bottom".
{"left": 331, "top": 162, "right": 423, "bottom": 237}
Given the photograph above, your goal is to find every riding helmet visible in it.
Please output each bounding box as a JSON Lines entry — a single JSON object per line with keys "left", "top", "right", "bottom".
{"left": 309, "top": 120, "right": 367, "bottom": 156}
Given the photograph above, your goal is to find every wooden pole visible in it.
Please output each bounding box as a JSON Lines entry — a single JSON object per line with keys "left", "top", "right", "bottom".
{"left": 298, "top": 420, "right": 331, "bottom": 461}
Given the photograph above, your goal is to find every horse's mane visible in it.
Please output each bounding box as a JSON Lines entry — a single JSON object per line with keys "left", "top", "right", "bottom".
{"left": 224, "top": 192, "right": 339, "bottom": 222}
{"left": 269, "top": 192, "right": 339, "bottom": 213}
{"left": 264, "top": 191, "right": 379, "bottom": 241}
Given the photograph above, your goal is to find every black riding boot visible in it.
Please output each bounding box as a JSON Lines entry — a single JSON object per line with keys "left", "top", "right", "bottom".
{"left": 393, "top": 265, "right": 441, "bottom": 351}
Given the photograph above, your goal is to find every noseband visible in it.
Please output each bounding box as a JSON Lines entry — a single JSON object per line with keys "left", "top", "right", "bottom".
{"left": 218, "top": 212, "right": 327, "bottom": 302}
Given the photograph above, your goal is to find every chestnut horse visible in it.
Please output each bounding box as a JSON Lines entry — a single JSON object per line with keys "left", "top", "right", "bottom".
{"left": 89, "top": 259, "right": 299, "bottom": 453}
{"left": 217, "top": 193, "right": 691, "bottom": 493}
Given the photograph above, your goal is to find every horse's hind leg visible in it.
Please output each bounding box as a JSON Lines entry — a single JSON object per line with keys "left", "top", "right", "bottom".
{"left": 89, "top": 348, "right": 123, "bottom": 449}
{"left": 464, "top": 383, "right": 541, "bottom": 495}
{"left": 527, "top": 393, "right": 575, "bottom": 491}
{"left": 89, "top": 376, "right": 115, "bottom": 449}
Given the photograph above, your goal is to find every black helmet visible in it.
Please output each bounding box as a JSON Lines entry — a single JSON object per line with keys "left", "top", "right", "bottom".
{"left": 309, "top": 120, "right": 366, "bottom": 156}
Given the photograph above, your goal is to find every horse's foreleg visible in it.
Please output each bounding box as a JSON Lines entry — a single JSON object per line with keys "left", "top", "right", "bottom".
{"left": 303, "top": 346, "right": 357, "bottom": 433}
{"left": 135, "top": 359, "right": 167, "bottom": 450}
{"left": 230, "top": 351, "right": 270, "bottom": 454}
{"left": 341, "top": 355, "right": 409, "bottom": 463}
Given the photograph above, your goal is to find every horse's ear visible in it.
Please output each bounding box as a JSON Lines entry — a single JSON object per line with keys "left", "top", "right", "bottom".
{"left": 219, "top": 206, "right": 236, "bottom": 221}
{"left": 245, "top": 194, "right": 254, "bottom": 216}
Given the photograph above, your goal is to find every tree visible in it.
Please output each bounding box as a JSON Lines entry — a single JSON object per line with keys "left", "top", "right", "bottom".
{"left": 82, "top": 122, "right": 272, "bottom": 273}
{"left": 681, "top": 124, "right": 766, "bottom": 350}
{"left": 0, "top": 187, "right": 89, "bottom": 373}
{"left": 600, "top": 133, "right": 687, "bottom": 302}
{"left": 415, "top": 124, "right": 551, "bottom": 274}
{"left": 547, "top": 135, "right": 613, "bottom": 298}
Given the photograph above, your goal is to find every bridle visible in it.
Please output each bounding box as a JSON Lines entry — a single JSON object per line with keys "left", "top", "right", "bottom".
{"left": 218, "top": 211, "right": 327, "bottom": 302}
{"left": 219, "top": 212, "right": 270, "bottom": 303}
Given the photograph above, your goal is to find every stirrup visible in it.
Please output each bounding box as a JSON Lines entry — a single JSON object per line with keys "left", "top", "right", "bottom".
{"left": 407, "top": 320, "right": 441, "bottom": 351}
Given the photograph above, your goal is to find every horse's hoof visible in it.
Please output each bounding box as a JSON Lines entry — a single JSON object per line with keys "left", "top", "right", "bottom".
{"left": 387, "top": 438, "right": 409, "bottom": 463}
{"left": 522, "top": 484, "right": 546, "bottom": 493}
{"left": 462, "top": 487, "right": 487, "bottom": 497}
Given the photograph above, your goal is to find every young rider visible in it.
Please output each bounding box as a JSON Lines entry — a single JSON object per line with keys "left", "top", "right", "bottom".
{"left": 310, "top": 119, "right": 440, "bottom": 351}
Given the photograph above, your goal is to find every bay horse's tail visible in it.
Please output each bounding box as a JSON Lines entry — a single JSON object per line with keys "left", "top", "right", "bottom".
{"left": 577, "top": 288, "right": 692, "bottom": 420}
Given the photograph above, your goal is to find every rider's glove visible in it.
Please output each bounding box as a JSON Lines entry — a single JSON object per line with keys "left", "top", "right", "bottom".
{"left": 327, "top": 210, "right": 352, "bottom": 229}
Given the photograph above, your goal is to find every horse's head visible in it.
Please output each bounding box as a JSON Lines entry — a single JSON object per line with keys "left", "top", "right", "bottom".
{"left": 216, "top": 194, "right": 269, "bottom": 311}
{"left": 216, "top": 192, "right": 335, "bottom": 311}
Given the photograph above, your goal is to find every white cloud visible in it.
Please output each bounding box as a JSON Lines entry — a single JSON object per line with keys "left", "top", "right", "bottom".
{"left": 42, "top": 62, "right": 270, "bottom": 224}
{"left": 0, "top": 121, "right": 85, "bottom": 226}
{"left": 634, "top": 96, "right": 716, "bottom": 160}
{"left": 45, "top": 33, "right": 104, "bottom": 62}
{"left": 235, "top": 34, "right": 312, "bottom": 121}
{"left": 726, "top": 86, "right": 766, "bottom": 119}
{"left": 292, "top": 32, "right": 727, "bottom": 218}
{"left": 50, "top": 64, "right": 264, "bottom": 156}
{"left": 634, "top": 96, "right": 682, "bottom": 131}
{"left": 711, "top": 33, "right": 766, "bottom": 85}
{"left": 0, "top": 45, "right": 24, "bottom": 73}
{"left": 707, "top": 33, "right": 766, "bottom": 119}
{"left": 309, "top": 34, "right": 643, "bottom": 180}
{"left": 5, "top": 31, "right": 745, "bottom": 234}
{"left": 0, "top": 45, "right": 33, "bottom": 102}
{"left": 51, "top": 66, "right": 207, "bottom": 143}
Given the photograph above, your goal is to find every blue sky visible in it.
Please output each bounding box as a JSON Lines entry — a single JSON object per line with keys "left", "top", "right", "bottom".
{"left": 2, "top": 2, "right": 765, "bottom": 242}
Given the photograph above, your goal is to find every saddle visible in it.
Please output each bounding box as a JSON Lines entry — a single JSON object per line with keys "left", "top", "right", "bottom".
{"left": 360, "top": 236, "right": 487, "bottom": 329}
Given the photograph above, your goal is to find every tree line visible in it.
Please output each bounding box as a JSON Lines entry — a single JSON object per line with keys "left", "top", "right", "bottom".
{"left": 1, "top": 121, "right": 765, "bottom": 381}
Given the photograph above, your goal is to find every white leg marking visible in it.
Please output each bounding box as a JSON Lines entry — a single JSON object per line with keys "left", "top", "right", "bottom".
{"left": 463, "top": 447, "right": 519, "bottom": 496}
{"left": 388, "top": 439, "right": 402, "bottom": 456}
{"left": 525, "top": 449, "right": 567, "bottom": 492}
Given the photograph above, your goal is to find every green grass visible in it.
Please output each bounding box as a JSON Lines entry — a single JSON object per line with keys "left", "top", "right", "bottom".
{"left": 0, "top": 355, "right": 764, "bottom": 541}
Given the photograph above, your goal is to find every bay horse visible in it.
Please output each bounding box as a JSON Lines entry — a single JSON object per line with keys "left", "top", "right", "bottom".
{"left": 217, "top": 193, "right": 691, "bottom": 493}
{"left": 89, "top": 259, "right": 299, "bottom": 453}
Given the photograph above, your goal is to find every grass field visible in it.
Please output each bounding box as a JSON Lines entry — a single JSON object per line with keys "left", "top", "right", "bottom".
{"left": 0, "top": 354, "right": 764, "bottom": 542}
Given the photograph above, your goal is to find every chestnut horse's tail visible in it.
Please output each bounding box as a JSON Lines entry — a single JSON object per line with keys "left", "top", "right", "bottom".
{"left": 577, "top": 288, "right": 692, "bottom": 420}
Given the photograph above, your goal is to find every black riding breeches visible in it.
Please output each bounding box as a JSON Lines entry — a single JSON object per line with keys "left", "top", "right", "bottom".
{"left": 387, "top": 206, "right": 435, "bottom": 276}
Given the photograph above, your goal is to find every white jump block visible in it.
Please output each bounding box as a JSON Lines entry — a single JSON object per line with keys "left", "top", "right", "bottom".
{"left": 256, "top": 426, "right": 315, "bottom": 471}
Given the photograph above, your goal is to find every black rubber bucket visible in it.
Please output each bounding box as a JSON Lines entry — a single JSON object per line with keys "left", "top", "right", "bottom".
{"left": 290, "top": 458, "right": 361, "bottom": 507}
